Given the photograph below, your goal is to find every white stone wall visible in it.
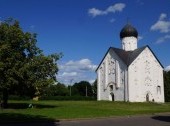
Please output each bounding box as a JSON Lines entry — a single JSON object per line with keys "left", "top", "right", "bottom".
{"left": 128, "top": 47, "right": 164, "bottom": 103}
{"left": 122, "top": 37, "right": 137, "bottom": 51}
{"left": 97, "top": 49, "right": 127, "bottom": 101}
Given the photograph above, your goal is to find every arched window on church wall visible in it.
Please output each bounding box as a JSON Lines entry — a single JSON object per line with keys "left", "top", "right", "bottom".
{"left": 157, "top": 86, "right": 161, "bottom": 94}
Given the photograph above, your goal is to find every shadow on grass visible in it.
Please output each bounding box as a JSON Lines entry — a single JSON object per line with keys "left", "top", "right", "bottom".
{"left": 8, "top": 103, "right": 57, "bottom": 109}
{"left": 0, "top": 113, "right": 59, "bottom": 125}
{"left": 152, "top": 115, "right": 170, "bottom": 122}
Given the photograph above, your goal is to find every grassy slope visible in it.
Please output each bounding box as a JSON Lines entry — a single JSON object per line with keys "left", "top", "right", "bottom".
{"left": 0, "top": 100, "right": 170, "bottom": 123}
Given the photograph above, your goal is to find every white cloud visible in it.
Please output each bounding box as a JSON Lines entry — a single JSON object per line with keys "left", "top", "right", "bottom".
{"left": 62, "top": 72, "right": 77, "bottom": 77}
{"left": 150, "top": 13, "right": 170, "bottom": 33}
{"left": 88, "top": 8, "right": 107, "bottom": 17}
{"left": 106, "top": 3, "right": 125, "bottom": 13}
{"left": 89, "top": 79, "right": 95, "bottom": 84}
{"left": 138, "top": 36, "right": 143, "bottom": 41}
{"left": 159, "top": 13, "right": 167, "bottom": 20}
{"left": 60, "top": 58, "right": 97, "bottom": 72}
{"left": 88, "top": 3, "right": 126, "bottom": 17}
{"left": 156, "top": 34, "right": 170, "bottom": 44}
{"left": 110, "top": 18, "right": 115, "bottom": 23}
{"left": 57, "top": 58, "right": 97, "bottom": 84}
{"left": 165, "top": 65, "right": 170, "bottom": 71}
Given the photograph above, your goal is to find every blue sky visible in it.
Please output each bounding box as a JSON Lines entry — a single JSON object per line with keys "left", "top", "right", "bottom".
{"left": 0, "top": 0, "right": 170, "bottom": 84}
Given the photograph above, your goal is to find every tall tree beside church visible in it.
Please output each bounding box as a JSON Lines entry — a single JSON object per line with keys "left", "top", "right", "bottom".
{"left": 164, "top": 71, "right": 170, "bottom": 102}
{"left": 72, "top": 81, "right": 93, "bottom": 96}
{"left": 0, "top": 18, "right": 61, "bottom": 108}
{"left": 92, "top": 79, "right": 97, "bottom": 98}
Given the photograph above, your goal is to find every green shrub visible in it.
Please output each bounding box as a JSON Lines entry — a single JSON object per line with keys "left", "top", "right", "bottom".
{"left": 9, "top": 95, "right": 31, "bottom": 100}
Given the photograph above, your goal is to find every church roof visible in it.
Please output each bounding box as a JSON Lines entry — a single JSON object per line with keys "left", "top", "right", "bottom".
{"left": 96, "top": 45, "right": 163, "bottom": 72}
{"left": 120, "top": 23, "right": 138, "bottom": 39}
{"left": 111, "top": 46, "right": 146, "bottom": 66}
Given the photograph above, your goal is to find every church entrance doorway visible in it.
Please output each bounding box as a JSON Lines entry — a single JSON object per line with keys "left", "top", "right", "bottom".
{"left": 109, "top": 85, "right": 114, "bottom": 101}
{"left": 110, "top": 93, "right": 114, "bottom": 101}
{"left": 146, "top": 93, "right": 149, "bottom": 102}
{"left": 112, "top": 93, "right": 114, "bottom": 101}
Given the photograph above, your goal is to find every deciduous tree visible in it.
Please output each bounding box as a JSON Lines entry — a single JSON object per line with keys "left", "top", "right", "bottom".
{"left": 92, "top": 79, "right": 97, "bottom": 98}
{"left": 72, "top": 81, "right": 93, "bottom": 96}
{"left": 42, "top": 83, "right": 69, "bottom": 96}
{"left": 164, "top": 71, "right": 170, "bottom": 102}
{"left": 0, "top": 18, "right": 61, "bottom": 108}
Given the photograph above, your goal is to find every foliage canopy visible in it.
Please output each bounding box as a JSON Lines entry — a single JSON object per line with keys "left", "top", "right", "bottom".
{"left": 0, "top": 18, "right": 61, "bottom": 107}
{"left": 164, "top": 71, "right": 170, "bottom": 102}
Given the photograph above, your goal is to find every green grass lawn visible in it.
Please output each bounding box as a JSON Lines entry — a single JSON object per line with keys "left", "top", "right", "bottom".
{"left": 0, "top": 100, "right": 170, "bottom": 123}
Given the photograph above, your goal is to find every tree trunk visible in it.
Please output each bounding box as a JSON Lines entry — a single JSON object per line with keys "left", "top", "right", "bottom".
{"left": 2, "top": 88, "right": 8, "bottom": 108}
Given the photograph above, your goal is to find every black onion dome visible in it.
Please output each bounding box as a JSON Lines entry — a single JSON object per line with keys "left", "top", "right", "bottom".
{"left": 120, "top": 24, "right": 138, "bottom": 39}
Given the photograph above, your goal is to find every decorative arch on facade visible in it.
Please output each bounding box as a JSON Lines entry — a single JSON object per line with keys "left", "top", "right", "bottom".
{"left": 108, "top": 82, "right": 118, "bottom": 90}
{"left": 145, "top": 91, "right": 154, "bottom": 102}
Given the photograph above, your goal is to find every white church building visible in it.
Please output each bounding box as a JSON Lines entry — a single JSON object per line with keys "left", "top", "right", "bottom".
{"left": 96, "top": 23, "right": 164, "bottom": 103}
